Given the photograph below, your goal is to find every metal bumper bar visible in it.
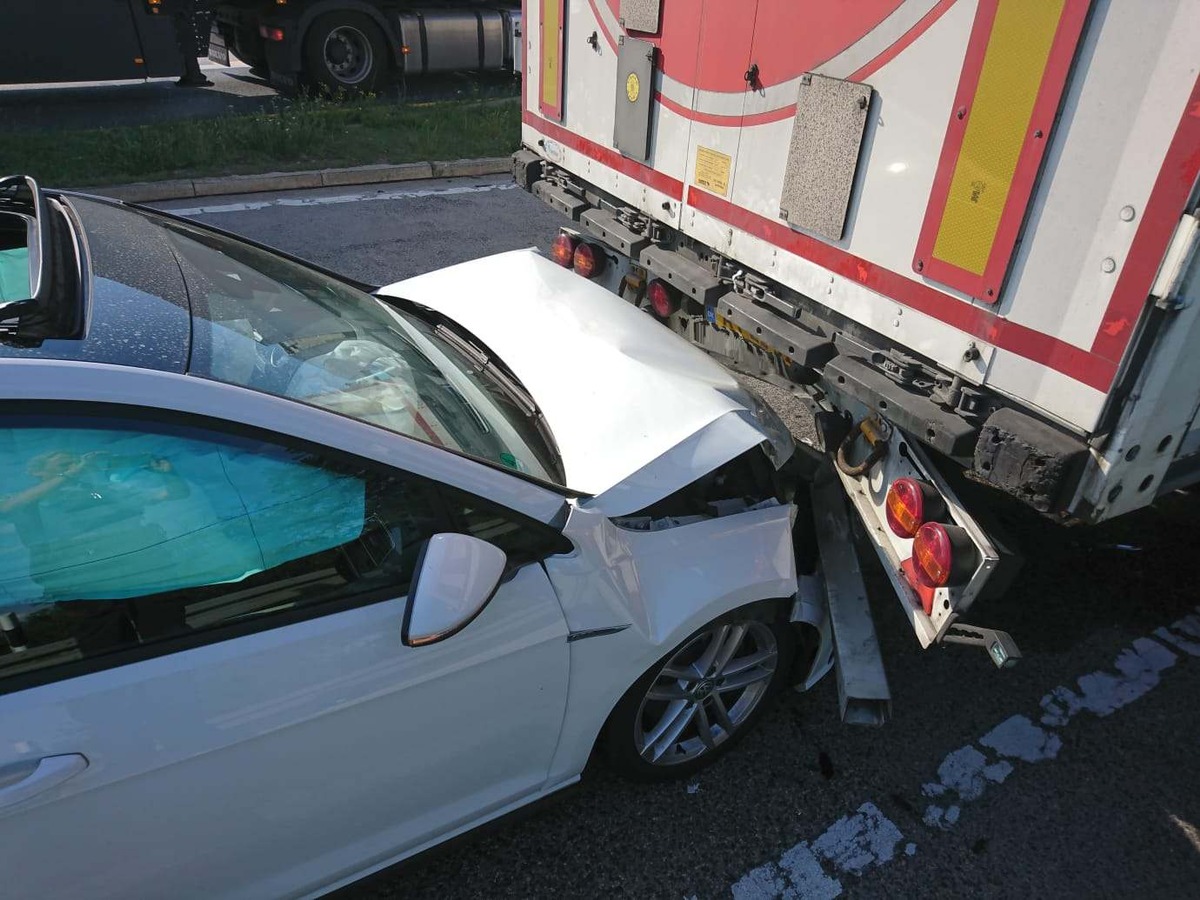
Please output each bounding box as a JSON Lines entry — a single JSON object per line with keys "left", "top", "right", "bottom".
{"left": 811, "top": 465, "right": 891, "bottom": 726}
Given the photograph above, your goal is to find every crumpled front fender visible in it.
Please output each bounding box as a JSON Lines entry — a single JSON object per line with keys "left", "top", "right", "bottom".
{"left": 541, "top": 501, "right": 798, "bottom": 781}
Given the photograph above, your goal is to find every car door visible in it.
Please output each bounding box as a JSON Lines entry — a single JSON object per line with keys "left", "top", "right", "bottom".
{"left": 0, "top": 403, "right": 572, "bottom": 900}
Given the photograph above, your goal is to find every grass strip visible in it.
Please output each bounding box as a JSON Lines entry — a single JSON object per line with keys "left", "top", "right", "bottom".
{"left": 0, "top": 96, "right": 520, "bottom": 188}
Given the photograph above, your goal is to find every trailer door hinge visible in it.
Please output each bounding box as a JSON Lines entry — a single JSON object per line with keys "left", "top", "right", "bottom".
{"left": 1151, "top": 212, "right": 1199, "bottom": 310}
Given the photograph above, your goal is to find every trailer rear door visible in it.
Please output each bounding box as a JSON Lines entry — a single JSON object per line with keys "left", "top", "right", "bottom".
{"left": 0, "top": 2, "right": 153, "bottom": 84}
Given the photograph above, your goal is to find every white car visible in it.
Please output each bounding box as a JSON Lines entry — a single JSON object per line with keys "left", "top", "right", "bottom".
{"left": 0, "top": 178, "right": 830, "bottom": 899}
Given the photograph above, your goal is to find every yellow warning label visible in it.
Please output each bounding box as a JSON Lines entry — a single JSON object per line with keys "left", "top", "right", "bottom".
{"left": 625, "top": 72, "right": 641, "bottom": 103}
{"left": 540, "top": 0, "right": 560, "bottom": 111}
{"left": 694, "top": 146, "right": 732, "bottom": 197}
{"left": 932, "top": 0, "right": 1065, "bottom": 275}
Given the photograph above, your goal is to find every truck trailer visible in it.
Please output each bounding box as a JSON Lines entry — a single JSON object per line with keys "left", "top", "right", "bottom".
{"left": 513, "top": 0, "right": 1200, "bottom": 684}
{"left": 0, "top": 1, "right": 523, "bottom": 93}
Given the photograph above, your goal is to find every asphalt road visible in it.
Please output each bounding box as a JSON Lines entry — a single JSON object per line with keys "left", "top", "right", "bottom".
{"left": 156, "top": 178, "right": 1200, "bottom": 900}
{"left": 0, "top": 61, "right": 518, "bottom": 133}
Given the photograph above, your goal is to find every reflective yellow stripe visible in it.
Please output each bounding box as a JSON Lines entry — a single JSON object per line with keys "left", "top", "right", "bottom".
{"left": 933, "top": 0, "right": 1065, "bottom": 276}
{"left": 540, "top": 0, "right": 561, "bottom": 111}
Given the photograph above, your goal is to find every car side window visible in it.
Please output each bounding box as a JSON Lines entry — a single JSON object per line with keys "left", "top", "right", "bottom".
{"left": 0, "top": 414, "right": 442, "bottom": 692}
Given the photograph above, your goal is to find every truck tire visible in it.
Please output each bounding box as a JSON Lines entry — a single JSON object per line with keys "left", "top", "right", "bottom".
{"left": 303, "top": 11, "right": 387, "bottom": 94}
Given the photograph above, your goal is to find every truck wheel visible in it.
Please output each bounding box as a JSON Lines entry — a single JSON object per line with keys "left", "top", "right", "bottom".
{"left": 603, "top": 601, "right": 796, "bottom": 781}
{"left": 303, "top": 12, "right": 387, "bottom": 94}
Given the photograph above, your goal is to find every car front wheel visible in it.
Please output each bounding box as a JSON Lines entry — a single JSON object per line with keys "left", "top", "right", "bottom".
{"left": 604, "top": 602, "right": 796, "bottom": 780}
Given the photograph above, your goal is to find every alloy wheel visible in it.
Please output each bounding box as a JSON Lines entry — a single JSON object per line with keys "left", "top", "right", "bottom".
{"left": 634, "top": 620, "right": 778, "bottom": 766}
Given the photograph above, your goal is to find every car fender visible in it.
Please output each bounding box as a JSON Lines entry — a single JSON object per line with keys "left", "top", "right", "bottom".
{"left": 542, "top": 502, "right": 798, "bottom": 781}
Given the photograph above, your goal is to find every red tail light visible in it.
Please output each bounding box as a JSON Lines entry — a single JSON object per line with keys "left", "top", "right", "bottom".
{"left": 259, "top": 25, "right": 286, "bottom": 41}
{"left": 911, "top": 522, "right": 976, "bottom": 589}
{"left": 572, "top": 242, "right": 605, "bottom": 278}
{"left": 550, "top": 233, "right": 577, "bottom": 267}
{"left": 912, "top": 522, "right": 953, "bottom": 587}
{"left": 885, "top": 477, "right": 943, "bottom": 538}
{"left": 647, "top": 279, "right": 678, "bottom": 318}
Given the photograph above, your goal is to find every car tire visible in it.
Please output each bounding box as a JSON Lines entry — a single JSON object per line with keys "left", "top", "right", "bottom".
{"left": 303, "top": 12, "right": 388, "bottom": 94}
{"left": 603, "top": 601, "right": 796, "bottom": 781}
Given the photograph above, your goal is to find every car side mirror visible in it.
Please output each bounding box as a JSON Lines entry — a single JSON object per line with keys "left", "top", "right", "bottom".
{"left": 402, "top": 533, "right": 507, "bottom": 647}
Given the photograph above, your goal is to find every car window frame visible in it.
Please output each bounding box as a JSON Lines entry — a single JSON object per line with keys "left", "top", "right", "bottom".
{"left": 0, "top": 400, "right": 574, "bottom": 696}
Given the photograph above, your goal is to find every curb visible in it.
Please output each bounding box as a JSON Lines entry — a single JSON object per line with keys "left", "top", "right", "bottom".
{"left": 87, "top": 157, "right": 511, "bottom": 203}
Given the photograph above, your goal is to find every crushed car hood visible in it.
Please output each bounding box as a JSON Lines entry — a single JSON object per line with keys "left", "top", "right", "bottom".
{"left": 377, "top": 250, "right": 783, "bottom": 516}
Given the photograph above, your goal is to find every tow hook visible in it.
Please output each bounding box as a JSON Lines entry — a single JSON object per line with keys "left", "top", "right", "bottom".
{"left": 835, "top": 415, "right": 890, "bottom": 478}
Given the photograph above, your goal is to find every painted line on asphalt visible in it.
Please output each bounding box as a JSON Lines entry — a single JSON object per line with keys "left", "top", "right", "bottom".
{"left": 167, "top": 180, "right": 518, "bottom": 217}
{"left": 729, "top": 606, "right": 1200, "bottom": 899}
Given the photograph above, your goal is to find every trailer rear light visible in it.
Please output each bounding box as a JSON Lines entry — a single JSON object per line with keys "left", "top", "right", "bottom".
{"left": 884, "top": 477, "right": 943, "bottom": 539}
{"left": 911, "top": 522, "right": 976, "bottom": 589}
{"left": 647, "top": 279, "right": 679, "bottom": 318}
{"left": 572, "top": 242, "right": 605, "bottom": 278}
{"left": 550, "top": 233, "right": 577, "bottom": 268}
{"left": 912, "top": 522, "right": 952, "bottom": 587}
{"left": 259, "top": 25, "right": 286, "bottom": 42}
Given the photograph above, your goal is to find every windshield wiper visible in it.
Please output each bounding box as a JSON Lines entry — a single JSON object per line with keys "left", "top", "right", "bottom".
{"left": 433, "top": 322, "right": 566, "bottom": 480}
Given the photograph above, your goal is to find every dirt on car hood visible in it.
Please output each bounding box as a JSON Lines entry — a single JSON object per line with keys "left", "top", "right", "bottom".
{"left": 377, "top": 249, "right": 782, "bottom": 516}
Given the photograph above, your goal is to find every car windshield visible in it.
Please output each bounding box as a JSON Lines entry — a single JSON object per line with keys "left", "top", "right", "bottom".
{"left": 127, "top": 211, "right": 562, "bottom": 483}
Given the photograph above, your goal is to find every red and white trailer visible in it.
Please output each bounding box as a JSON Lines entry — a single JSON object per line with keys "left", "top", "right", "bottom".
{"left": 513, "top": 0, "right": 1200, "bottom": 676}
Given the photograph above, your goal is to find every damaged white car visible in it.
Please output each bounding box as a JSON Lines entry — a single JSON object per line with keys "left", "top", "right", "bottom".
{"left": 0, "top": 181, "right": 830, "bottom": 899}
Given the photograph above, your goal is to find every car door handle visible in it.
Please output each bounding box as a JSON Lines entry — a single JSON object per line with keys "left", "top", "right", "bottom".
{"left": 0, "top": 754, "right": 89, "bottom": 811}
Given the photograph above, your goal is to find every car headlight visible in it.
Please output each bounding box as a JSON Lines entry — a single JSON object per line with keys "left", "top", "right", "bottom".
{"left": 729, "top": 376, "right": 795, "bottom": 469}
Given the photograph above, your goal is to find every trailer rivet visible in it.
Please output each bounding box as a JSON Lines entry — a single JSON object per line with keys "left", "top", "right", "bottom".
{"left": 963, "top": 342, "right": 981, "bottom": 362}
{"left": 1102, "top": 257, "right": 1116, "bottom": 273}
{"left": 916, "top": 259, "right": 924, "bottom": 272}
{"left": 956, "top": 107, "right": 966, "bottom": 120}
{"left": 1119, "top": 205, "right": 1136, "bottom": 222}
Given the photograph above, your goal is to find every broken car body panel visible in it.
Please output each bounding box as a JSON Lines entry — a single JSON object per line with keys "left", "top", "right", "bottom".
{"left": 377, "top": 250, "right": 785, "bottom": 516}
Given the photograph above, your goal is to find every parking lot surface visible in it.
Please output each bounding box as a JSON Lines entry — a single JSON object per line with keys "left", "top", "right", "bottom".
{"left": 155, "top": 178, "right": 1200, "bottom": 899}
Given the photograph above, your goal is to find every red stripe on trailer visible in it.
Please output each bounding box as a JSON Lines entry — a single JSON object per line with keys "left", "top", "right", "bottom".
{"left": 1092, "top": 73, "right": 1200, "bottom": 362}
{"left": 522, "top": 107, "right": 1116, "bottom": 391}
{"left": 847, "top": 0, "right": 960, "bottom": 82}
{"left": 686, "top": 187, "right": 1116, "bottom": 393}
{"left": 522, "top": 110, "right": 685, "bottom": 200}
{"left": 655, "top": 91, "right": 797, "bottom": 128}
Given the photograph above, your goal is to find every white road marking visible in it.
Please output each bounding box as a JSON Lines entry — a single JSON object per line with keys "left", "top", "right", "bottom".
{"left": 810, "top": 803, "right": 904, "bottom": 875}
{"left": 1170, "top": 814, "right": 1200, "bottom": 853}
{"left": 1039, "top": 637, "right": 1176, "bottom": 725}
{"left": 727, "top": 606, "right": 1200, "bottom": 898}
{"left": 979, "top": 715, "right": 1062, "bottom": 763}
{"left": 166, "top": 181, "right": 518, "bottom": 217}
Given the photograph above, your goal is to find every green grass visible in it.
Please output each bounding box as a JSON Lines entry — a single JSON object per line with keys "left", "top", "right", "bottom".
{"left": 0, "top": 96, "right": 520, "bottom": 188}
